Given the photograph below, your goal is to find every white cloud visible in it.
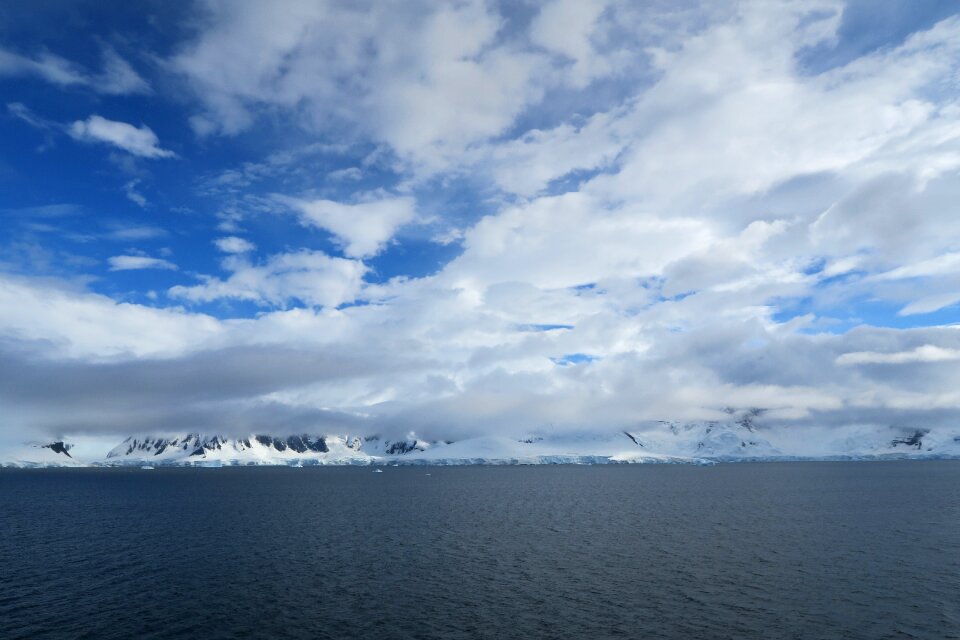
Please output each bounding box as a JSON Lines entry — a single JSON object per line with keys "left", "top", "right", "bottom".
{"left": 529, "top": 0, "right": 613, "bottom": 88}
{"left": 169, "top": 1, "right": 619, "bottom": 169}
{"left": 441, "top": 191, "right": 713, "bottom": 291}
{"left": 875, "top": 252, "right": 960, "bottom": 281}
{"left": 108, "top": 255, "right": 178, "bottom": 271}
{"left": 214, "top": 236, "right": 256, "bottom": 254}
{"left": 899, "top": 293, "right": 960, "bottom": 316}
{"left": 0, "top": 274, "right": 221, "bottom": 359}
{"left": 484, "top": 108, "right": 625, "bottom": 196}
{"left": 68, "top": 116, "right": 174, "bottom": 159}
{"left": 169, "top": 250, "right": 366, "bottom": 308}
{"left": 837, "top": 345, "right": 960, "bottom": 365}
{"left": 590, "top": 8, "right": 958, "bottom": 209}
{"left": 279, "top": 195, "right": 416, "bottom": 258}
{"left": 10, "top": 3, "right": 960, "bottom": 445}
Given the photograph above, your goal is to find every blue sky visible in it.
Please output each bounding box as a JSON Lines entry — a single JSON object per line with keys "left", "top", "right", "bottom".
{"left": 3, "top": 0, "right": 960, "bottom": 443}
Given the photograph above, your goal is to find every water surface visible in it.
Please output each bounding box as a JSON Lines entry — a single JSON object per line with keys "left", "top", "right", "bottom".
{"left": 2, "top": 462, "right": 959, "bottom": 639}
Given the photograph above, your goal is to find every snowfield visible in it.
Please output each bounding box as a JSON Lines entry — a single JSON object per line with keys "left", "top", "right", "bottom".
{"left": 3, "top": 420, "right": 960, "bottom": 468}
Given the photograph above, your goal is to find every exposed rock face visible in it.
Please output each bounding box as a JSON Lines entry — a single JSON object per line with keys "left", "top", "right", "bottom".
{"left": 274, "top": 435, "right": 329, "bottom": 454}
{"left": 42, "top": 442, "right": 73, "bottom": 458}
{"left": 891, "top": 429, "right": 929, "bottom": 450}
{"left": 385, "top": 440, "right": 420, "bottom": 455}
{"left": 107, "top": 434, "right": 330, "bottom": 458}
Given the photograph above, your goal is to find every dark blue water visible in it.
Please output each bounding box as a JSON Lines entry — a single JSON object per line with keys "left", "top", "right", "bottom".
{"left": 2, "top": 462, "right": 959, "bottom": 639}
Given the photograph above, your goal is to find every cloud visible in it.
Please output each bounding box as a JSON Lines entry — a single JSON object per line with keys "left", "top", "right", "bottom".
{"left": 587, "top": 9, "right": 960, "bottom": 209}
{"left": 169, "top": 250, "right": 366, "bottom": 308}
{"left": 1, "top": 203, "right": 82, "bottom": 219}
{"left": 278, "top": 195, "right": 416, "bottom": 258}
{"left": 95, "top": 47, "right": 151, "bottom": 95}
{"left": 168, "top": 0, "right": 624, "bottom": 168}
{"left": 9, "top": 106, "right": 175, "bottom": 162}
{"left": 7, "top": 102, "right": 56, "bottom": 130}
{"left": 483, "top": 108, "right": 625, "bottom": 196}
{"left": 8, "top": 3, "right": 960, "bottom": 448}
{"left": 440, "top": 191, "right": 713, "bottom": 291}
{"left": 107, "top": 255, "right": 178, "bottom": 271}
{"left": 103, "top": 224, "right": 168, "bottom": 241}
{"left": 0, "top": 46, "right": 149, "bottom": 94}
{"left": 0, "top": 274, "right": 222, "bottom": 359}
{"left": 214, "top": 236, "right": 256, "bottom": 254}
{"left": 0, "top": 48, "right": 87, "bottom": 86}
{"left": 837, "top": 345, "right": 960, "bottom": 365}
{"left": 898, "top": 293, "right": 960, "bottom": 317}
{"left": 328, "top": 167, "right": 362, "bottom": 182}
{"left": 875, "top": 252, "right": 960, "bottom": 281}
{"left": 529, "top": 0, "right": 614, "bottom": 88}
{"left": 124, "top": 180, "right": 147, "bottom": 207}
{"left": 0, "top": 338, "right": 433, "bottom": 439}
{"left": 68, "top": 116, "right": 175, "bottom": 158}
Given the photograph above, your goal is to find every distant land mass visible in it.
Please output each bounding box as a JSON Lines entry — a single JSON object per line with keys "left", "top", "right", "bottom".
{"left": 3, "top": 414, "right": 958, "bottom": 468}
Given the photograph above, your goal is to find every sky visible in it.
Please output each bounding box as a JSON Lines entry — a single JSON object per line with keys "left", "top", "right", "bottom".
{"left": 2, "top": 0, "right": 960, "bottom": 446}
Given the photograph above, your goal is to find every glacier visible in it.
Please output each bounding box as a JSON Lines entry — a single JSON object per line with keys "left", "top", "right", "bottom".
{"left": 3, "top": 419, "right": 960, "bottom": 468}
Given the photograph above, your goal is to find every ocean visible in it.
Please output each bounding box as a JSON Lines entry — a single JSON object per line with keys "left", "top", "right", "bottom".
{"left": 2, "top": 462, "right": 959, "bottom": 639}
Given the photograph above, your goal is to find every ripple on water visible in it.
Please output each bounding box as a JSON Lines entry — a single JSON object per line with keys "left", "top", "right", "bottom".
{"left": 1, "top": 463, "right": 959, "bottom": 639}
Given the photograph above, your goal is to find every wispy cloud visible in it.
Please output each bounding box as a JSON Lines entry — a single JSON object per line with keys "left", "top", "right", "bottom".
{"left": 0, "top": 46, "right": 149, "bottom": 94}
{"left": 837, "top": 346, "right": 960, "bottom": 365}
{"left": 124, "top": 180, "right": 148, "bottom": 207}
{"left": 107, "top": 255, "right": 178, "bottom": 271}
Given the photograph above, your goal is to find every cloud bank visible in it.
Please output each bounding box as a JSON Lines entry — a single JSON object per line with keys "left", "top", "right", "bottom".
{"left": 2, "top": 1, "right": 960, "bottom": 448}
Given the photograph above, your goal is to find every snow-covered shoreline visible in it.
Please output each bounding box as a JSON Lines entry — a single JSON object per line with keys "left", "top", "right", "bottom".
{"left": 4, "top": 421, "right": 959, "bottom": 468}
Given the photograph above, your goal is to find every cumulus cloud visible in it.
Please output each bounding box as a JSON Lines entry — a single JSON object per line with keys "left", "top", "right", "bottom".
{"left": 168, "top": 0, "right": 623, "bottom": 168}
{"left": 214, "top": 236, "right": 256, "bottom": 254}
{"left": 529, "top": 0, "right": 614, "bottom": 88}
{"left": 68, "top": 116, "right": 174, "bottom": 158}
{"left": 169, "top": 250, "right": 366, "bottom": 308}
{"left": 107, "top": 255, "right": 178, "bottom": 271}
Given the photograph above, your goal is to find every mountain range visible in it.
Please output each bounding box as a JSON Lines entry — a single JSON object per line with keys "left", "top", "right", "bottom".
{"left": 3, "top": 420, "right": 959, "bottom": 468}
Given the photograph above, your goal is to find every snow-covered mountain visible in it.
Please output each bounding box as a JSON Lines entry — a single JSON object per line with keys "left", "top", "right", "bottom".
{"left": 3, "top": 421, "right": 960, "bottom": 468}
{"left": 103, "top": 433, "right": 367, "bottom": 466}
{"left": 95, "top": 430, "right": 707, "bottom": 466}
